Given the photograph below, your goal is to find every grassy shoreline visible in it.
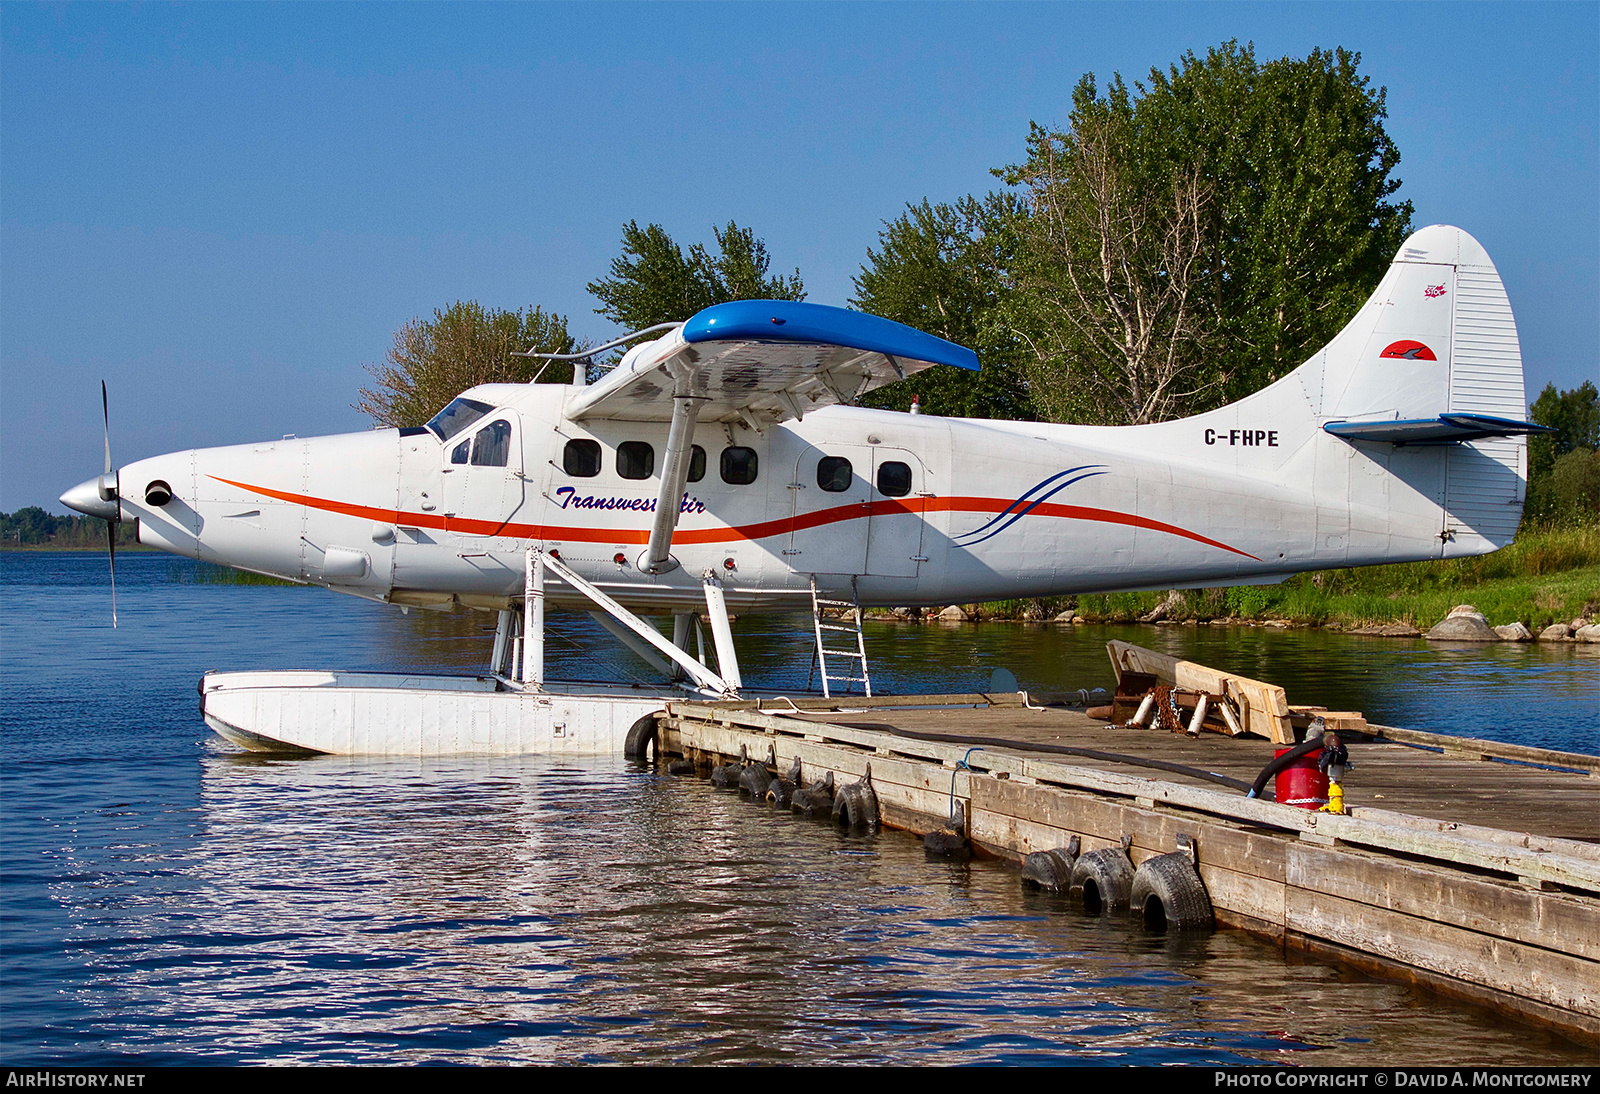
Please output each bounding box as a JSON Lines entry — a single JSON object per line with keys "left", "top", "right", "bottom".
{"left": 881, "top": 525, "right": 1600, "bottom": 634}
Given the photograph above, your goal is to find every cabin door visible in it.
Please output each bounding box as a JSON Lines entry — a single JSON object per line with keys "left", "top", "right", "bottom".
{"left": 786, "top": 444, "right": 870, "bottom": 575}
{"left": 862, "top": 447, "right": 926, "bottom": 578}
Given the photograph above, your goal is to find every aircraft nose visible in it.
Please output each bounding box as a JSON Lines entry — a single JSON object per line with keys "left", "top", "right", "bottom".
{"left": 60, "top": 476, "right": 120, "bottom": 521}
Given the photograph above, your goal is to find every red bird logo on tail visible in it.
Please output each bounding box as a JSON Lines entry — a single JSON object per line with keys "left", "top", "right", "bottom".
{"left": 1380, "top": 340, "right": 1438, "bottom": 361}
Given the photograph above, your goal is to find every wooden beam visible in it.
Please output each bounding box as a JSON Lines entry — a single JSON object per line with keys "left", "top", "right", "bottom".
{"left": 1107, "top": 640, "right": 1293, "bottom": 743}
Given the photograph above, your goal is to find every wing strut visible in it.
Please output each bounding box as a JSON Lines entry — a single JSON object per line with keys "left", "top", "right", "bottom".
{"left": 641, "top": 373, "right": 707, "bottom": 575}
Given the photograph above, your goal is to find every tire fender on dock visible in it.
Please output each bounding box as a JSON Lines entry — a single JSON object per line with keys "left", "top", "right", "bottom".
{"left": 623, "top": 713, "right": 659, "bottom": 761}
{"left": 832, "top": 764, "right": 880, "bottom": 830}
{"left": 1022, "top": 836, "right": 1082, "bottom": 892}
{"left": 1069, "top": 837, "right": 1135, "bottom": 913}
{"left": 1129, "top": 843, "right": 1213, "bottom": 931}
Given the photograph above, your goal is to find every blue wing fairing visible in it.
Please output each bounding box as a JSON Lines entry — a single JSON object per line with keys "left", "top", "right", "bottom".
{"left": 682, "top": 300, "right": 980, "bottom": 373}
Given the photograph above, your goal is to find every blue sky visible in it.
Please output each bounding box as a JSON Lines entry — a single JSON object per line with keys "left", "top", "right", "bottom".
{"left": 4, "top": 1, "right": 1596, "bottom": 512}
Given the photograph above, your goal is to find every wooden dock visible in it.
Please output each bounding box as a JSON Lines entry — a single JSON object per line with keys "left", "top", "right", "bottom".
{"left": 654, "top": 691, "right": 1600, "bottom": 1045}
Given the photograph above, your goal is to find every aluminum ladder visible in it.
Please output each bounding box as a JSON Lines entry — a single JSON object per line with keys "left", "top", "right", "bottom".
{"left": 807, "top": 575, "right": 872, "bottom": 698}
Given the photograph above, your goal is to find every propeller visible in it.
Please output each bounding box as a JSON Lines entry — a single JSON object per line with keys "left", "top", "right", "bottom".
{"left": 102, "top": 381, "right": 118, "bottom": 628}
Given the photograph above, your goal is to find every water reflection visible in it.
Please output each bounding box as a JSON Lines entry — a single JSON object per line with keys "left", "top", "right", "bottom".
{"left": 67, "top": 752, "right": 1557, "bottom": 1065}
{"left": 4, "top": 553, "right": 1595, "bottom": 1064}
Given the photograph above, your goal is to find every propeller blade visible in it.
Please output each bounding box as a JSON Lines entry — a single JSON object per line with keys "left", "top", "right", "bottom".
{"left": 102, "top": 381, "right": 118, "bottom": 627}
{"left": 106, "top": 517, "right": 118, "bottom": 629}
{"left": 102, "top": 380, "right": 112, "bottom": 476}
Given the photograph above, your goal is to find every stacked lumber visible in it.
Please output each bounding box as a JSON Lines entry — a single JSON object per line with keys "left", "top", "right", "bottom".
{"left": 1107, "top": 640, "right": 1299, "bottom": 744}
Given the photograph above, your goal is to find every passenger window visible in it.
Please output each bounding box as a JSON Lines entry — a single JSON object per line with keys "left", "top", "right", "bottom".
{"left": 688, "top": 445, "right": 706, "bottom": 483}
{"left": 817, "top": 456, "right": 853, "bottom": 492}
{"left": 721, "top": 446, "right": 759, "bottom": 485}
{"left": 563, "top": 438, "right": 601, "bottom": 477}
{"left": 617, "top": 441, "right": 655, "bottom": 480}
{"left": 451, "top": 439, "right": 470, "bottom": 465}
{"left": 471, "top": 420, "right": 512, "bottom": 467}
{"left": 877, "top": 461, "right": 912, "bottom": 498}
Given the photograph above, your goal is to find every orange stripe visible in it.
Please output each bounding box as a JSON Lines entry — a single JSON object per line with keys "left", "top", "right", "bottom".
{"left": 209, "top": 476, "right": 1257, "bottom": 560}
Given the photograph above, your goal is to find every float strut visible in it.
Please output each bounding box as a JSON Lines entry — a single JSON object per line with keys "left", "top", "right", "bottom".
{"left": 523, "top": 548, "right": 545, "bottom": 689}
{"left": 702, "top": 569, "right": 742, "bottom": 691}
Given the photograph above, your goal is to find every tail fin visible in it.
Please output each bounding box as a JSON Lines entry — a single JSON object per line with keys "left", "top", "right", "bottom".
{"left": 1201, "top": 225, "right": 1532, "bottom": 558}
{"left": 1324, "top": 225, "right": 1530, "bottom": 550}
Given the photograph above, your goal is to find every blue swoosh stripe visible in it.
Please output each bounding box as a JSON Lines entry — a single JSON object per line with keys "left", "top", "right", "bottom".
{"left": 954, "top": 465, "right": 1103, "bottom": 542}
{"left": 955, "top": 469, "right": 1111, "bottom": 547}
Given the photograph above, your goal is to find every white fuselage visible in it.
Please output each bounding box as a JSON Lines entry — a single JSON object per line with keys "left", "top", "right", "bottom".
{"left": 113, "top": 379, "right": 1468, "bottom": 614}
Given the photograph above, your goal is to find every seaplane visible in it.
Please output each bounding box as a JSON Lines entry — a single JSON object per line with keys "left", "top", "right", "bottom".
{"left": 61, "top": 225, "right": 1544, "bottom": 757}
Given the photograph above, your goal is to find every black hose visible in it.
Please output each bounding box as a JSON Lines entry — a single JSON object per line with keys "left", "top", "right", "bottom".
{"left": 1247, "top": 737, "right": 1324, "bottom": 800}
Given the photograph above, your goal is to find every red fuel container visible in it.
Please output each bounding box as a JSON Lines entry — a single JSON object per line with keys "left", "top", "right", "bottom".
{"left": 1275, "top": 748, "right": 1329, "bottom": 809}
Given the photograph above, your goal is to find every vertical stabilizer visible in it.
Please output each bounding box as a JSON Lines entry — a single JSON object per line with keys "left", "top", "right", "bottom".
{"left": 1322, "top": 225, "right": 1528, "bottom": 550}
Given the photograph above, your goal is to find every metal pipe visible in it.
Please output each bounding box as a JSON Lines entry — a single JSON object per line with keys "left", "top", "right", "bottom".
{"left": 702, "top": 571, "right": 742, "bottom": 691}
{"left": 644, "top": 395, "right": 705, "bottom": 573}
{"left": 491, "top": 609, "right": 513, "bottom": 676}
{"left": 514, "top": 322, "right": 684, "bottom": 361}
{"left": 523, "top": 549, "right": 545, "bottom": 689}
{"left": 671, "top": 613, "right": 695, "bottom": 682}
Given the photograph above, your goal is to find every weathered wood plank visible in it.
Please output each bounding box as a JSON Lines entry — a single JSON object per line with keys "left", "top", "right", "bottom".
{"left": 1350, "top": 806, "right": 1600, "bottom": 861}
{"left": 1370, "top": 723, "right": 1600, "bottom": 774}
{"left": 1285, "top": 887, "right": 1600, "bottom": 1016}
{"left": 1286, "top": 843, "right": 1600, "bottom": 961}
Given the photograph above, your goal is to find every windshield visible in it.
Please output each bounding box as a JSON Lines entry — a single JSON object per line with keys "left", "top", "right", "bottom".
{"left": 425, "top": 397, "right": 495, "bottom": 441}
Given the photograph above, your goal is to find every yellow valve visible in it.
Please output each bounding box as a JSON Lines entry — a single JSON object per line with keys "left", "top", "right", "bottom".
{"left": 1321, "top": 781, "right": 1346, "bottom": 815}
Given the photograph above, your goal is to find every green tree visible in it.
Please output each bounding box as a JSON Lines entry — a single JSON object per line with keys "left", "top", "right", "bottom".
{"left": 1528, "top": 381, "right": 1600, "bottom": 479}
{"left": 1005, "top": 93, "right": 1216, "bottom": 425}
{"left": 1005, "top": 41, "right": 1413, "bottom": 423}
{"left": 852, "top": 194, "right": 1034, "bottom": 419}
{"left": 587, "top": 220, "right": 805, "bottom": 332}
{"left": 1525, "top": 380, "right": 1600, "bottom": 524}
{"left": 355, "top": 302, "right": 583, "bottom": 429}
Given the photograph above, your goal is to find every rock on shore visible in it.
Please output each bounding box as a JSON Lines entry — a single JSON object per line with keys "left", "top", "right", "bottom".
{"left": 1425, "top": 605, "right": 1499, "bottom": 642}
{"left": 1347, "top": 622, "right": 1423, "bottom": 637}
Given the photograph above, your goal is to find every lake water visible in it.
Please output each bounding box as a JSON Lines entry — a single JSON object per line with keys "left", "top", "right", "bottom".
{"left": 2, "top": 552, "right": 1595, "bottom": 1065}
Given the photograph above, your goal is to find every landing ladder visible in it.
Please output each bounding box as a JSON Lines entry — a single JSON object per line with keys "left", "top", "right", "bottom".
{"left": 808, "top": 575, "right": 872, "bottom": 698}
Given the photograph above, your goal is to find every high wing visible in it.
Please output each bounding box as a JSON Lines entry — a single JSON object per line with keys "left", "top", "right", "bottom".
{"left": 559, "top": 300, "right": 979, "bottom": 575}
{"left": 563, "top": 299, "right": 978, "bottom": 427}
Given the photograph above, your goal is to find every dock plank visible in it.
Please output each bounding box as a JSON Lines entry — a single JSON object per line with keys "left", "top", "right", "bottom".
{"left": 1286, "top": 888, "right": 1599, "bottom": 1016}
{"left": 1287, "top": 842, "right": 1600, "bottom": 961}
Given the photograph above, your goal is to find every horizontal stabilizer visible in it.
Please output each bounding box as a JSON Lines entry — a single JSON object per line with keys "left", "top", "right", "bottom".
{"left": 1323, "top": 414, "right": 1552, "bottom": 445}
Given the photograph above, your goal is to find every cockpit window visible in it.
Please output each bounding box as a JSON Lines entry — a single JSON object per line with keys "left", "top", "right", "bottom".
{"left": 425, "top": 397, "right": 495, "bottom": 441}
{"left": 471, "top": 420, "right": 512, "bottom": 467}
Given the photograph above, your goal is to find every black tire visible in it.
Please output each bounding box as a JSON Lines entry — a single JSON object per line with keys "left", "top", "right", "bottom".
{"left": 1021, "top": 849, "right": 1076, "bottom": 892}
{"left": 739, "top": 763, "right": 772, "bottom": 799}
{"left": 832, "top": 785, "right": 879, "bottom": 830}
{"left": 1069, "top": 847, "right": 1134, "bottom": 914}
{"left": 924, "top": 828, "right": 969, "bottom": 858}
{"left": 622, "top": 714, "right": 658, "bottom": 760}
{"left": 1130, "top": 852, "right": 1213, "bottom": 931}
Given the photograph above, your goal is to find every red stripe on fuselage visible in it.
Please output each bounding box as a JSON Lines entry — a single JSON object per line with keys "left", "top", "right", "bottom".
{"left": 208, "top": 476, "right": 1260, "bottom": 560}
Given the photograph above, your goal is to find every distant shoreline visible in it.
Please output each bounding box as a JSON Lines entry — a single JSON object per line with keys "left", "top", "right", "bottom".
{"left": 1, "top": 544, "right": 156, "bottom": 551}
{"left": 8, "top": 527, "right": 1594, "bottom": 635}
